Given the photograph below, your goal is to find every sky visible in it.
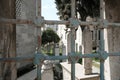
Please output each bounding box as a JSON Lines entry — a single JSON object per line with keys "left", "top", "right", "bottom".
{"left": 42, "top": 0, "right": 59, "bottom": 20}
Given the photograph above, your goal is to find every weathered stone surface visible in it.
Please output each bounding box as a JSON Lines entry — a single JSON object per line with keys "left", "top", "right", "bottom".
{"left": 61, "top": 62, "right": 99, "bottom": 80}
{"left": 82, "top": 28, "right": 92, "bottom": 75}
{"left": 104, "top": 0, "right": 120, "bottom": 80}
{"left": 16, "top": 0, "right": 37, "bottom": 68}
{"left": 0, "top": 0, "right": 17, "bottom": 80}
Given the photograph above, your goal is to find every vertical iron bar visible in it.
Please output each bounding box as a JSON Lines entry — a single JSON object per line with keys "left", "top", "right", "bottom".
{"left": 100, "top": 0, "right": 105, "bottom": 80}
{"left": 37, "top": 64, "right": 42, "bottom": 80}
{"left": 100, "top": 60, "right": 105, "bottom": 80}
{"left": 71, "top": 0, "right": 75, "bottom": 18}
{"left": 70, "top": 29, "right": 76, "bottom": 80}
{"left": 71, "top": 0, "right": 76, "bottom": 80}
{"left": 36, "top": 0, "right": 41, "bottom": 16}
{"left": 71, "top": 62, "right": 75, "bottom": 80}
{"left": 36, "top": 0, "right": 42, "bottom": 80}
{"left": 99, "top": 30, "right": 105, "bottom": 80}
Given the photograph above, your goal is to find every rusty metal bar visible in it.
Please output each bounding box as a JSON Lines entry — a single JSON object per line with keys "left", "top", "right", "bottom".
{"left": 0, "top": 56, "right": 33, "bottom": 62}
{"left": 0, "top": 18, "right": 34, "bottom": 24}
{"left": 36, "top": 0, "right": 41, "bottom": 16}
{"left": 36, "top": 0, "right": 42, "bottom": 79}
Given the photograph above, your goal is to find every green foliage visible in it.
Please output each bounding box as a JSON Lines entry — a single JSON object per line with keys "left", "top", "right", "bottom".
{"left": 55, "top": 0, "right": 100, "bottom": 30}
{"left": 42, "top": 28, "right": 60, "bottom": 45}
{"left": 55, "top": 0, "right": 71, "bottom": 20}
{"left": 55, "top": 0, "right": 100, "bottom": 20}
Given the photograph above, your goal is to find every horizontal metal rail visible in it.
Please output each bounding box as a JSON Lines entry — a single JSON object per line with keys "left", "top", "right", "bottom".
{"left": 0, "top": 52, "right": 119, "bottom": 62}
{"left": 1, "top": 18, "right": 120, "bottom": 28}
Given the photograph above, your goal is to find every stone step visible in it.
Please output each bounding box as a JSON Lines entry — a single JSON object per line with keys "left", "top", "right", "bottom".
{"left": 61, "top": 62, "right": 100, "bottom": 80}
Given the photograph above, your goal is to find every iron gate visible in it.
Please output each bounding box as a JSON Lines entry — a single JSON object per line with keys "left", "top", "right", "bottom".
{"left": 0, "top": 0, "right": 120, "bottom": 80}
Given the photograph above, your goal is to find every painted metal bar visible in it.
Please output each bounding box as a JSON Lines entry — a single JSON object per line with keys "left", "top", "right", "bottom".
{"left": 45, "top": 55, "right": 68, "bottom": 60}
{"left": 1, "top": 18, "right": 120, "bottom": 28}
{"left": 36, "top": 0, "right": 42, "bottom": 79}
{"left": 71, "top": 0, "right": 76, "bottom": 79}
{"left": 108, "top": 23, "right": 120, "bottom": 27}
{"left": 37, "top": 64, "right": 42, "bottom": 80}
{"left": 0, "top": 54, "right": 100, "bottom": 62}
{"left": 100, "top": 0, "right": 104, "bottom": 20}
{"left": 108, "top": 52, "right": 120, "bottom": 56}
{"left": 100, "top": 60, "right": 105, "bottom": 80}
{"left": 0, "top": 18, "right": 34, "bottom": 24}
{"left": 36, "top": 0, "right": 41, "bottom": 16}
{"left": 0, "top": 56, "right": 33, "bottom": 62}
{"left": 99, "top": 0, "right": 105, "bottom": 80}
{"left": 71, "top": 0, "right": 76, "bottom": 18}
{"left": 71, "top": 62, "right": 75, "bottom": 80}
{"left": 0, "top": 53, "right": 120, "bottom": 62}
{"left": 44, "top": 20, "right": 69, "bottom": 25}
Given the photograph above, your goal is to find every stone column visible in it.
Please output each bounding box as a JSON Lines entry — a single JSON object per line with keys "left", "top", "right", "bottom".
{"left": 82, "top": 28, "right": 92, "bottom": 75}
{"left": 62, "top": 45, "right": 66, "bottom": 62}
{"left": 104, "top": 27, "right": 120, "bottom": 80}
{"left": 66, "top": 30, "right": 71, "bottom": 56}
{"left": 55, "top": 44, "right": 59, "bottom": 56}
{"left": 104, "top": 1, "right": 120, "bottom": 80}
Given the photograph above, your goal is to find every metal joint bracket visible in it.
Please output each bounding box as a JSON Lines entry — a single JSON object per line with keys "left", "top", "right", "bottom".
{"left": 34, "top": 16, "right": 44, "bottom": 27}
{"left": 99, "top": 19, "right": 108, "bottom": 29}
{"left": 68, "top": 18, "right": 79, "bottom": 28}
{"left": 98, "top": 50, "right": 108, "bottom": 60}
{"left": 34, "top": 53, "right": 45, "bottom": 65}
{"left": 68, "top": 53, "right": 80, "bottom": 63}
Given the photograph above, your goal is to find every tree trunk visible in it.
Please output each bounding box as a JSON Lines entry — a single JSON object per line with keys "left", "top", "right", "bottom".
{"left": 0, "top": 0, "right": 17, "bottom": 80}
{"left": 104, "top": 0, "right": 120, "bottom": 80}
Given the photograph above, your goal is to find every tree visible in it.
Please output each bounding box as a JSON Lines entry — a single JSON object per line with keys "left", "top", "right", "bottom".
{"left": 55, "top": 0, "right": 100, "bottom": 30}
{"left": 55, "top": 0, "right": 99, "bottom": 75}
{"left": 42, "top": 28, "right": 60, "bottom": 45}
{"left": 0, "top": 0, "right": 17, "bottom": 80}
{"left": 55, "top": 0, "right": 100, "bottom": 20}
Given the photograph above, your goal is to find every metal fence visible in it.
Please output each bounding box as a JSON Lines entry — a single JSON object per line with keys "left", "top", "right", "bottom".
{"left": 0, "top": 0, "right": 120, "bottom": 80}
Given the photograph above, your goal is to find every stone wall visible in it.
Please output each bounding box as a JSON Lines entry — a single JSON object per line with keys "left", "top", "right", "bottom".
{"left": 104, "top": 0, "right": 120, "bottom": 80}
{"left": 16, "top": 0, "right": 37, "bottom": 68}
